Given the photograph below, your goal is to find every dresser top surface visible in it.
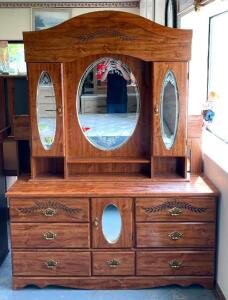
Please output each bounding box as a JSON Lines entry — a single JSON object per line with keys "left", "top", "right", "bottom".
{"left": 6, "top": 176, "right": 218, "bottom": 198}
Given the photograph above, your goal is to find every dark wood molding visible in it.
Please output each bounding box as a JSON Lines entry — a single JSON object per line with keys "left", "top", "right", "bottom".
{"left": 215, "top": 282, "right": 227, "bottom": 300}
{"left": 0, "top": 1, "right": 139, "bottom": 9}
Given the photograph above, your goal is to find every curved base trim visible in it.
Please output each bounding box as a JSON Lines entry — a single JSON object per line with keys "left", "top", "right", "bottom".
{"left": 13, "top": 276, "right": 214, "bottom": 290}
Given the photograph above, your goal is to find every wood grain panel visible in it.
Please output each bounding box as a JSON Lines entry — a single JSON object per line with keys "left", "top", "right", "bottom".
{"left": 23, "top": 11, "right": 192, "bottom": 63}
{"left": 136, "top": 251, "right": 214, "bottom": 276}
{"left": 9, "top": 198, "right": 89, "bottom": 222}
{"left": 136, "top": 197, "right": 216, "bottom": 222}
{"left": 93, "top": 252, "right": 135, "bottom": 276}
{"left": 92, "top": 198, "right": 133, "bottom": 248}
{"left": 13, "top": 251, "right": 91, "bottom": 276}
{"left": 28, "top": 63, "right": 64, "bottom": 157}
{"left": 152, "top": 62, "right": 188, "bottom": 157}
{"left": 12, "top": 276, "right": 214, "bottom": 290}
{"left": 13, "top": 115, "right": 30, "bottom": 140}
{"left": 136, "top": 223, "right": 215, "bottom": 248}
{"left": 11, "top": 223, "right": 90, "bottom": 248}
{"left": 64, "top": 55, "right": 151, "bottom": 168}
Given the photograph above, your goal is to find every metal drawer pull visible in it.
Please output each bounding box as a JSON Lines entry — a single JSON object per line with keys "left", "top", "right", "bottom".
{"left": 45, "top": 259, "right": 58, "bottom": 269}
{"left": 93, "top": 217, "right": 99, "bottom": 229}
{"left": 43, "top": 231, "right": 57, "bottom": 240}
{"left": 42, "top": 208, "right": 57, "bottom": 217}
{"left": 168, "top": 207, "right": 182, "bottom": 216}
{"left": 168, "top": 231, "right": 183, "bottom": 240}
{"left": 154, "top": 104, "right": 159, "bottom": 115}
{"left": 106, "top": 259, "right": 120, "bottom": 268}
{"left": 169, "top": 259, "right": 182, "bottom": 269}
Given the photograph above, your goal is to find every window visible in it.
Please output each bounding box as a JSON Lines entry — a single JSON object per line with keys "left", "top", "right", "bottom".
{"left": 207, "top": 11, "right": 228, "bottom": 143}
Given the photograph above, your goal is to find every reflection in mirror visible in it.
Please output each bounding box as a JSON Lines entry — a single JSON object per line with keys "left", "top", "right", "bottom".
{"left": 77, "top": 57, "right": 140, "bottom": 151}
{"left": 160, "top": 70, "right": 179, "bottom": 150}
{"left": 102, "top": 204, "right": 122, "bottom": 244}
{"left": 37, "top": 72, "right": 56, "bottom": 150}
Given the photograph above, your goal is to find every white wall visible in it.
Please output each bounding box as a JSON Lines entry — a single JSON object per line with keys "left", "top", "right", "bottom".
{"left": 0, "top": 6, "right": 139, "bottom": 40}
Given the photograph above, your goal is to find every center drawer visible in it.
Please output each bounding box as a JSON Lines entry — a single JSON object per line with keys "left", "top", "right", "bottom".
{"left": 11, "top": 223, "right": 90, "bottom": 248}
{"left": 93, "top": 252, "right": 135, "bottom": 276}
{"left": 13, "top": 251, "right": 91, "bottom": 276}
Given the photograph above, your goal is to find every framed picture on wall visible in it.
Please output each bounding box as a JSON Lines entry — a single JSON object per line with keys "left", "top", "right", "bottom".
{"left": 32, "top": 9, "right": 72, "bottom": 31}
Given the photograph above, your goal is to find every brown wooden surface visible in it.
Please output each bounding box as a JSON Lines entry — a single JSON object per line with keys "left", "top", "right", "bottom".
{"left": 13, "top": 251, "right": 91, "bottom": 276}
{"left": 28, "top": 63, "right": 64, "bottom": 158}
{"left": 12, "top": 276, "right": 214, "bottom": 290}
{"left": 13, "top": 115, "right": 30, "bottom": 140}
{"left": 92, "top": 198, "right": 133, "bottom": 249}
{"left": 136, "top": 251, "right": 214, "bottom": 276}
{"left": 23, "top": 11, "right": 192, "bottom": 63}
{"left": 9, "top": 198, "right": 89, "bottom": 222}
{"left": 93, "top": 252, "right": 135, "bottom": 276}
{"left": 11, "top": 223, "right": 90, "bottom": 248}
{"left": 152, "top": 62, "right": 188, "bottom": 157}
{"left": 136, "top": 197, "right": 216, "bottom": 222}
{"left": 136, "top": 223, "right": 215, "bottom": 248}
{"left": 6, "top": 176, "right": 218, "bottom": 197}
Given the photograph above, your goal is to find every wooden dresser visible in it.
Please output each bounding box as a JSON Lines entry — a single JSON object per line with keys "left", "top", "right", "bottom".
{"left": 7, "top": 176, "right": 217, "bottom": 289}
{"left": 6, "top": 11, "right": 218, "bottom": 290}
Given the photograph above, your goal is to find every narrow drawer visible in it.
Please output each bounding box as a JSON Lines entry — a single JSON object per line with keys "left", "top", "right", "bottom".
{"left": 136, "top": 251, "right": 214, "bottom": 276}
{"left": 11, "top": 223, "right": 90, "bottom": 248}
{"left": 93, "top": 252, "right": 135, "bottom": 276}
{"left": 9, "top": 198, "right": 89, "bottom": 222}
{"left": 13, "top": 251, "right": 91, "bottom": 276}
{"left": 136, "top": 223, "right": 215, "bottom": 248}
{"left": 136, "top": 197, "right": 216, "bottom": 222}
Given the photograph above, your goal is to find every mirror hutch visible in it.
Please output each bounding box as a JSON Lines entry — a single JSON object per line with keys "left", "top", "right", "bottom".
{"left": 7, "top": 11, "right": 218, "bottom": 289}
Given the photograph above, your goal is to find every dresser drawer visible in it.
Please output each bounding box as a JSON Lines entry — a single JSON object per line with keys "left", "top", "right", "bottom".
{"left": 136, "top": 197, "right": 216, "bottom": 222}
{"left": 93, "top": 252, "right": 135, "bottom": 276}
{"left": 136, "top": 251, "right": 214, "bottom": 276}
{"left": 11, "top": 223, "right": 90, "bottom": 249}
{"left": 9, "top": 198, "right": 89, "bottom": 222}
{"left": 136, "top": 223, "right": 215, "bottom": 248}
{"left": 84, "top": 99, "right": 106, "bottom": 113}
{"left": 13, "top": 251, "right": 91, "bottom": 276}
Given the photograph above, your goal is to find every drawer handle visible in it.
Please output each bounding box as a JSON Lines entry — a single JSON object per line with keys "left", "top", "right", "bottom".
{"left": 169, "top": 259, "right": 182, "bottom": 269}
{"left": 42, "top": 207, "right": 57, "bottom": 217}
{"left": 93, "top": 217, "right": 99, "bottom": 229}
{"left": 106, "top": 259, "right": 120, "bottom": 268}
{"left": 154, "top": 104, "right": 159, "bottom": 115}
{"left": 43, "top": 231, "right": 57, "bottom": 240}
{"left": 168, "top": 231, "right": 183, "bottom": 240}
{"left": 168, "top": 207, "right": 182, "bottom": 216}
{"left": 45, "top": 259, "right": 58, "bottom": 269}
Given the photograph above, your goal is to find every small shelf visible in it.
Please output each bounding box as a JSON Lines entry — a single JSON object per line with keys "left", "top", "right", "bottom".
{"left": 67, "top": 157, "right": 151, "bottom": 164}
{"left": 67, "top": 173, "right": 150, "bottom": 181}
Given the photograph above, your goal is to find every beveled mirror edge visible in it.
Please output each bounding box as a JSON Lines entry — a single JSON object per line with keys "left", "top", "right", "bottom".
{"left": 36, "top": 71, "right": 57, "bottom": 151}
{"left": 160, "top": 69, "right": 179, "bottom": 150}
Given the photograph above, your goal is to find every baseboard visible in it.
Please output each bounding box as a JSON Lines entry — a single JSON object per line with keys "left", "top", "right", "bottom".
{"left": 215, "top": 282, "right": 227, "bottom": 300}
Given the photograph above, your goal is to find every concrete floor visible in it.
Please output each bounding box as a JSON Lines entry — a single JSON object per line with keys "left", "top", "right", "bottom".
{"left": 0, "top": 253, "right": 219, "bottom": 300}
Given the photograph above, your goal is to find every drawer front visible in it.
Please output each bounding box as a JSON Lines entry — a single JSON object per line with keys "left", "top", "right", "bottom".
{"left": 13, "top": 251, "right": 91, "bottom": 276}
{"left": 136, "top": 223, "right": 215, "bottom": 248}
{"left": 84, "top": 99, "right": 106, "bottom": 114}
{"left": 136, "top": 251, "right": 214, "bottom": 276}
{"left": 11, "top": 223, "right": 90, "bottom": 249}
{"left": 136, "top": 197, "right": 216, "bottom": 222}
{"left": 93, "top": 252, "right": 135, "bottom": 276}
{"left": 10, "top": 198, "right": 89, "bottom": 222}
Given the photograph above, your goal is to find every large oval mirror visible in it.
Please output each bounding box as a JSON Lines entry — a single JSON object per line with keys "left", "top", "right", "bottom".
{"left": 160, "top": 70, "right": 179, "bottom": 150}
{"left": 102, "top": 204, "right": 122, "bottom": 244}
{"left": 76, "top": 57, "right": 140, "bottom": 151}
{"left": 37, "top": 72, "right": 56, "bottom": 150}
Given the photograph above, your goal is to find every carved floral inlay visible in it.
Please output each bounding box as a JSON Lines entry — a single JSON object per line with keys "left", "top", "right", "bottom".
{"left": 17, "top": 200, "right": 81, "bottom": 217}
{"left": 142, "top": 200, "right": 207, "bottom": 214}
{"left": 79, "top": 28, "right": 136, "bottom": 42}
